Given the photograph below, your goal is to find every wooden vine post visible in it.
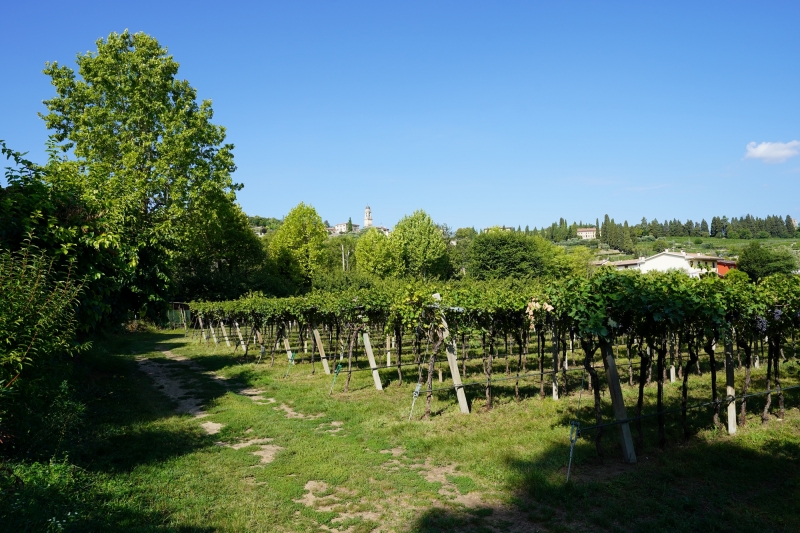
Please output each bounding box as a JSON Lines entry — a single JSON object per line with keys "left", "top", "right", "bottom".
{"left": 219, "top": 321, "right": 232, "bottom": 347}
{"left": 602, "top": 343, "right": 637, "bottom": 463}
{"left": 283, "top": 336, "right": 293, "bottom": 362}
{"left": 361, "top": 331, "right": 384, "bottom": 391}
{"left": 725, "top": 336, "right": 737, "bottom": 435}
{"left": 313, "top": 328, "right": 331, "bottom": 374}
{"left": 441, "top": 316, "right": 470, "bottom": 414}
{"left": 233, "top": 321, "right": 246, "bottom": 355}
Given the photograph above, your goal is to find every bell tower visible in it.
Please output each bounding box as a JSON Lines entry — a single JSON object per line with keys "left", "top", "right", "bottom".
{"left": 364, "top": 205, "right": 373, "bottom": 228}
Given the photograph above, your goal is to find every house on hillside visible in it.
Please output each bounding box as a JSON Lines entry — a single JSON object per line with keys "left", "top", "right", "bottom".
{"left": 717, "top": 259, "right": 737, "bottom": 276}
{"left": 332, "top": 222, "right": 360, "bottom": 235}
{"left": 577, "top": 227, "right": 597, "bottom": 240}
{"left": 607, "top": 250, "right": 730, "bottom": 277}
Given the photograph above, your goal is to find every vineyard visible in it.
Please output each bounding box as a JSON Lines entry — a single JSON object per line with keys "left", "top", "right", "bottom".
{"left": 187, "top": 269, "right": 800, "bottom": 464}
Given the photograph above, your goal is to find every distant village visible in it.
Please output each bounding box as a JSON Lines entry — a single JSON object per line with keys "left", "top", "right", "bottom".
{"left": 326, "top": 206, "right": 390, "bottom": 237}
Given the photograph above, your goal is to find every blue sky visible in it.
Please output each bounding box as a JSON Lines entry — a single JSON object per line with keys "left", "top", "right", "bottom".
{"left": 2, "top": 1, "right": 799, "bottom": 230}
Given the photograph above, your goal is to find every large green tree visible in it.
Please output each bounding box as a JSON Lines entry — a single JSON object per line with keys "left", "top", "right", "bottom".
{"left": 392, "top": 210, "right": 449, "bottom": 278}
{"left": 737, "top": 242, "right": 797, "bottom": 282}
{"left": 355, "top": 228, "right": 402, "bottom": 276}
{"left": 269, "top": 203, "right": 327, "bottom": 283}
{"left": 40, "top": 31, "right": 238, "bottom": 320}
{"left": 468, "top": 231, "right": 567, "bottom": 280}
{"left": 172, "top": 192, "right": 267, "bottom": 301}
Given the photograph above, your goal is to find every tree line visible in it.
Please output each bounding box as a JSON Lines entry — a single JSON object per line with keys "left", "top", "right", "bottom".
{"left": 522, "top": 213, "right": 798, "bottom": 246}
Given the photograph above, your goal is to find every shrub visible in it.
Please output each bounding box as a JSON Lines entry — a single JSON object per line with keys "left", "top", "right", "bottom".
{"left": 653, "top": 240, "right": 668, "bottom": 253}
{"left": 0, "top": 244, "right": 84, "bottom": 409}
{"left": 692, "top": 238, "right": 703, "bottom": 245}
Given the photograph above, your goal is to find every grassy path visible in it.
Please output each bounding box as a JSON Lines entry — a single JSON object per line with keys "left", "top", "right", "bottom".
{"left": 3, "top": 329, "right": 800, "bottom": 532}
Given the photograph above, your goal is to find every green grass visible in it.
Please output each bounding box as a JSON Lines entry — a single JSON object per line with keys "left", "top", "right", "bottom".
{"left": 2, "top": 329, "right": 800, "bottom": 532}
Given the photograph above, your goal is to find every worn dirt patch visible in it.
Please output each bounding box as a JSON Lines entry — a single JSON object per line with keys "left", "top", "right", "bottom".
{"left": 275, "top": 403, "right": 323, "bottom": 419}
{"left": 317, "top": 421, "right": 344, "bottom": 434}
{"left": 380, "top": 447, "right": 404, "bottom": 457}
{"left": 136, "top": 357, "right": 205, "bottom": 416}
{"left": 200, "top": 421, "right": 224, "bottom": 435}
{"left": 217, "top": 438, "right": 283, "bottom": 465}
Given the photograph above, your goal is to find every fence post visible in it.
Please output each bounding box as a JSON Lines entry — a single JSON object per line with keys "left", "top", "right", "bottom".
{"left": 219, "top": 322, "right": 232, "bottom": 347}
{"left": 441, "top": 318, "right": 470, "bottom": 414}
{"left": 361, "top": 332, "right": 384, "bottom": 391}
{"left": 313, "top": 328, "right": 331, "bottom": 374}
{"left": 210, "top": 321, "right": 219, "bottom": 345}
{"left": 725, "top": 338, "right": 737, "bottom": 435}
{"left": 602, "top": 343, "right": 637, "bottom": 463}
{"left": 198, "top": 316, "right": 207, "bottom": 342}
{"left": 283, "top": 337, "right": 293, "bottom": 362}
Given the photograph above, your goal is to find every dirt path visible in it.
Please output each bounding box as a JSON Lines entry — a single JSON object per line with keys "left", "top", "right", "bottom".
{"left": 137, "top": 343, "right": 530, "bottom": 531}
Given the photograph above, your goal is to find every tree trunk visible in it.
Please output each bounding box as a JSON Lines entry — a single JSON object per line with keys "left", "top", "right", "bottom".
{"left": 424, "top": 337, "right": 443, "bottom": 418}
{"left": 681, "top": 336, "right": 699, "bottom": 439}
{"left": 270, "top": 325, "right": 282, "bottom": 367}
{"left": 515, "top": 333, "right": 524, "bottom": 401}
{"left": 461, "top": 333, "right": 468, "bottom": 376}
{"left": 772, "top": 335, "right": 784, "bottom": 420}
{"left": 505, "top": 335, "right": 510, "bottom": 375}
{"left": 738, "top": 336, "right": 752, "bottom": 426}
{"left": 344, "top": 328, "right": 358, "bottom": 392}
{"left": 761, "top": 339, "right": 773, "bottom": 423}
{"left": 396, "top": 328, "right": 403, "bottom": 386}
{"left": 561, "top": 331, "right": 569, "bottom": 396}
{"left": 704, "top": 339, "right": 720, "bottom": 428}
{"left": 581, "top": 339, "right": 604, "bottom": 459}
{"left": 552, "top": 329, "right": 560, "bottom": 398}
{"left": 310, "top": 323, "right": 316, "bottom": 374}
{"left": 484, "top": 332, "right": 495, "bottom": 409}
{"left": 538, "top": 331, "right": 545, "bottom": 399}
{"left": 627, "top": 336, "right": 634, "bottom": 386}
{"left": 635, "top": 344, "right": 650, "bottom": 447}
{"left": 656, "top": 340, "right": 667, "bottom": 448}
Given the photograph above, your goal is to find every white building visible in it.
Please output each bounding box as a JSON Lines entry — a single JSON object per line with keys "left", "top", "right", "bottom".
{"left": 577, "top": 227, "right": 597, "bottom": 240}
{"left": 332, "top": 222, "right": 360, "bottom": 235}
{"left": 609, "top": 251, "right": 722, "bottom": 278}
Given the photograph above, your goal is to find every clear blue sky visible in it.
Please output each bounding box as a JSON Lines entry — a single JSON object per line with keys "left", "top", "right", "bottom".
{"left": 2, "top": 1, "right": 799, "bottom": 230}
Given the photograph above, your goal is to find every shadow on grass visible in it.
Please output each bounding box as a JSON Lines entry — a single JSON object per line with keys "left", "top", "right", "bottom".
{"left": 411, "top": 419, "right": 800, "bottom": 533}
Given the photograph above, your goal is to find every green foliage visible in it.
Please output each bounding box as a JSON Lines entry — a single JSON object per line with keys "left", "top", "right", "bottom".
{"left": 268, "top": 203, "right": 327, "bottom": 284}
{"left": 0, "top": 244, "right": 84, "bottom": 396}
{"left": 172, "top": 192, "right": 269, "bottom": 301}
{"left": 321, "top": 234, "right": 358, "bottom": 274}
{"left": 653, "top": 239, "right": 668, "bottom": 253}
{"left": 737, "top": 241, "right": 797, "bottom": 282}
{"left": 41, "top": 30, "right": 239, "bottom": 321}
{"left": 2, "top": 143, "right": 123, "bottom": 330}
{"left": 392, "top": 210, "right": 449, "bottom": 278}
{"left": 355, "top": 228, "right": 402, "bottom": 277}
{"left": 247, "top": 216, "right": 282, "bottom": 232}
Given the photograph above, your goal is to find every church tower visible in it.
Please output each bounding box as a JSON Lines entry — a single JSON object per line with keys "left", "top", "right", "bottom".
{"left": 364, "top": 206, "right": 373, "bottom": 228}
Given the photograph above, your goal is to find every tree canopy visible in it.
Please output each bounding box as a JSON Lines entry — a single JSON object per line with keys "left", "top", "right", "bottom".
{"left": 268, "top": 203, "right": 327, "bottom": 284}
{"left": 392, "top": 210, "right": 449, "bottom": 278}
{"left": 737, "top": 241, "right": 797, "bottom": 282}
{"left": 40, "top": 30, "right": 239, "bottom": 319}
